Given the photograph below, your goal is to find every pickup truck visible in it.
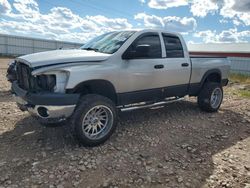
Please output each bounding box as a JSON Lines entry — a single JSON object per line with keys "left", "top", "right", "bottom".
{"left": 7, "top": 29, "right": 230, "bottom": 146}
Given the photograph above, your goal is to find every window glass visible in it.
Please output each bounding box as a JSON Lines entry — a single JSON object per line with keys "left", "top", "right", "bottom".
{"left": 132, "top": 35, "right": 162, "bottom": 58}
{"left": 81, "top": 31, "right": 135, "bottom": 54}
{"left": 163, "top": 35, "right": 184, "bottom": 58}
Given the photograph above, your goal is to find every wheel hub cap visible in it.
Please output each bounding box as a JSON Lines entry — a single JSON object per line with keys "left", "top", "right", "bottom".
{"left": 210, "top": 87, "right": 222, "bottom": 109}
{"left": 82, "top": 105, "right": 113, "bottom": 140}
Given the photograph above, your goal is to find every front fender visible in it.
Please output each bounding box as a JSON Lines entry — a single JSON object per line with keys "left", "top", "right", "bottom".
{"left": 64, "top": 63, "right": 119, "bottom": 90}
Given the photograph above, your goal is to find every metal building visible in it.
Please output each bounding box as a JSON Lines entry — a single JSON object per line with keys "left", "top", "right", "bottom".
{"left": 188, "top": 43, "right": 250, "bottom": 75}
{"left": 0, "top": 34, "right": 83, "bottom": 57}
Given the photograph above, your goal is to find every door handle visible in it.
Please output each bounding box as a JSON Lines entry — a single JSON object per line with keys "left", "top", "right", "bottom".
{"left": 181, "top": 63, "right": 189, "bottom": 67}
{"left": 154, "top": 64, "right": 164, "bottom": 69}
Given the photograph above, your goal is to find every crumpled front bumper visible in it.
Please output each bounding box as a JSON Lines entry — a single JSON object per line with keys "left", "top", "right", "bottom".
{"left": 11, "top": 81, "right": 80, "bottom": 122}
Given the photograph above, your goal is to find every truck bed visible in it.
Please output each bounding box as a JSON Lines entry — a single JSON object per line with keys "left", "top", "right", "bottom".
{"left": 189, "top": 56, "right": 230, "bottom": 86}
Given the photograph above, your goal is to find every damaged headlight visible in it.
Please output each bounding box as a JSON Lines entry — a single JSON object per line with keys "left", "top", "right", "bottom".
{"left": 34, "top": 70, "right": 69, "bottom": 93}
{"left": 36, "top": 74, "right": 56, "bottom": 92}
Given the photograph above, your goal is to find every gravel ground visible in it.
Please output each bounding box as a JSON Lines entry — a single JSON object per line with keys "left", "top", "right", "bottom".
{"left": 0, "top": 58, "right": 250, "bottom": 188}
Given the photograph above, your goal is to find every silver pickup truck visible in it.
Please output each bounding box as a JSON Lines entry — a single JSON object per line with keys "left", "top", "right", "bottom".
{"left": 7, "top": 29, "right": 230, "bottom": 146}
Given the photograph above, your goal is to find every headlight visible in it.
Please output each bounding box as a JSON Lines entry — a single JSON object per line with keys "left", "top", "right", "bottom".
{"left": 34, "top": 71, "right": 69, "bottom": 93}
{"left": 36, "top": 74, "right": 56, "bottom": 92}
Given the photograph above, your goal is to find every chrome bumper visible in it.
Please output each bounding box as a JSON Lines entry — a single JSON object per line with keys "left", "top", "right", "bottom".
{"left": 13, "top": 95, "right": 76, "bottom": 120}
{"left": 28, "top": 105, "right": 76, "bottom": 119}
{"left": 11, "top": 81, "right": 80, "bottom": 122}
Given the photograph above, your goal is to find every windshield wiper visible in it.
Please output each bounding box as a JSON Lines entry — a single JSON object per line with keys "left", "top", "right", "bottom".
{"left": 82, "top": 47, "right": 99, "bottom": 52}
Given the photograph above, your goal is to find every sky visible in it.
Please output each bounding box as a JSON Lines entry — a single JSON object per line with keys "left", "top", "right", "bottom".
{"left": 0, "top": 0, "right": 250, "bottom": 44}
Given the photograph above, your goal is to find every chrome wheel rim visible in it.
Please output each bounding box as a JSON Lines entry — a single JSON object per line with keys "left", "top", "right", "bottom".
{"left": 82, "top": 105, "right": 113, "bottom": 140}
{"left": 210, "top": 88, "right": 222, "bottom": 109}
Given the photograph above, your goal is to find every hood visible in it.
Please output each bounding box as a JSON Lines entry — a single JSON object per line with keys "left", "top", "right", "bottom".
{"left": 17, "top": 49, "right": 111, "bottom": 68}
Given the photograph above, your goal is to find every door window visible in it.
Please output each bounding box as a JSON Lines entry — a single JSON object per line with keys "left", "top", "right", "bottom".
{"left": 163, "top": 35, "right": 184, "bottom": 58}
{"left": 131, "top": 35, "right": 162, "bottom": 58}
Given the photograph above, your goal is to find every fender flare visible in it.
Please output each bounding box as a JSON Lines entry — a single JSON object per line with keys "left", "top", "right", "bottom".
{"left": 200, "top": 69, "right": 222, "bottom": 87}
{"left": 67, "top": 79, "right": 118, "bottom": 104}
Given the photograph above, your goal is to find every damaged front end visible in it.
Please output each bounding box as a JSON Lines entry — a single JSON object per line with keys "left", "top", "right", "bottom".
{"left": 7, "top": 60, "right": 56, "bottom": 92}
{"left": 7, "top": 60, "right": 79, "bottom": 123}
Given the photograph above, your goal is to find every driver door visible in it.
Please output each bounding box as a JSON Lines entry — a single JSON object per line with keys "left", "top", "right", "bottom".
{"left": 119, "top": 32, "right": 166, "bottom": 104}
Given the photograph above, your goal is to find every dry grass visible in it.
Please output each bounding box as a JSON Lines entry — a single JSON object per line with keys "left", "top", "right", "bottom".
{"left": 0, "top": 57, "right": 13, "bottom": 69}
{"left": 229, "top": 73, "right": 250, "bottom": 84}
{"left": 228, "top": 73, "right": 250, "bottom": 99}
{"left": 238, "top": 90, "right": 250, "bottom": 98}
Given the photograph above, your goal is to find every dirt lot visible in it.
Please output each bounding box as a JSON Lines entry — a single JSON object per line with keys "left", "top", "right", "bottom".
{"left": 0, "top": 58, "right": 250, "bottom": 188}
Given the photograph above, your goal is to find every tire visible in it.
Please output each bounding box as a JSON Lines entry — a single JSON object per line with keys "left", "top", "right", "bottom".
{"left": 72, "top": 94, "right": 117, "bottom": 147}
{"left": 198, "top": 82, "right": 223, "bottom": 112}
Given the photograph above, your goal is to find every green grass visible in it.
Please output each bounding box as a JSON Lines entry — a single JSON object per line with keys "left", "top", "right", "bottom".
{"left": 227, "top": 73, "right": 250, "bottom": 99}
{"left": 229, "top": 73, "right": 250, "bottom": 84}
{"left": 238, "top": 90, "right": 250, "bottom": 98}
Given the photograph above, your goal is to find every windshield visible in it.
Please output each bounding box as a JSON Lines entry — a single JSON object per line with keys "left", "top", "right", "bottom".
{"left": 81, "top": 31, "right": 136, "bottom": 54}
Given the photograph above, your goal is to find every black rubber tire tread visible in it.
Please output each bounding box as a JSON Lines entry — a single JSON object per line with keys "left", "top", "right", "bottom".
{"left": 198, "top": 82, "right": 223, "bottom": 112}
{"left": 71, "top": 94, "right": 117, "bottom": 147}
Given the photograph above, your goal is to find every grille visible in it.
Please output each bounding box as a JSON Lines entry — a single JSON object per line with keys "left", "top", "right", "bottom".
{"left": 16, "top": 62, "right": 32, "bottom": 90}
{"left": 15, "top": 62, "right": 56, "bottom": 92}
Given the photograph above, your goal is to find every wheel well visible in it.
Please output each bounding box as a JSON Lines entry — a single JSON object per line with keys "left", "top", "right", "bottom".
{"left": 204, "top": 72, "right": 221, "bottom": 83}
{"left": 194, "top": 70, "right": 222, "bottom": 96}
{"left": 70, "top": 80, "right": 117, "bottom": 104}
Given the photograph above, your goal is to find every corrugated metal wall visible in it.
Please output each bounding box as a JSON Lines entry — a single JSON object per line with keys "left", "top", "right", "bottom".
{"left": 228, "top": 57, "right": 250, "bottom": 75}
{"left": 0, "top": 34, "right": 83, "bottom": 57}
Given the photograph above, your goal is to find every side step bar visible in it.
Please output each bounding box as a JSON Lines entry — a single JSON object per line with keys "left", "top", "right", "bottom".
{"left": 120, "top": 97, "right": 184, "bottom": 112}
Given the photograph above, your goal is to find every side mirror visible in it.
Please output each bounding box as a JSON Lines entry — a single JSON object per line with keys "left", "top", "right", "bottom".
{"left": 122, "top": 44, "right": 150, "bottom": 60}
{"left": 135, "top": 45, "right": 150, "bottom": 56}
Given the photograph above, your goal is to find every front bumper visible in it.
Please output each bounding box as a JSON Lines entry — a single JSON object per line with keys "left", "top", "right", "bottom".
{"left": 11, "top": 81, "right": 80, "bottom": 122}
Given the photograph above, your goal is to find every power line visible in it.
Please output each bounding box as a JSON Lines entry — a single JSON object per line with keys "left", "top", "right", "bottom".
{"left": 41, "top": 0, "right": 137, "bottom": 25}
{"left": 72, "top": 0, "right": 133, "bottom": 18}
{"left": 68, "top": 0, "right": 135, "bottom": 22}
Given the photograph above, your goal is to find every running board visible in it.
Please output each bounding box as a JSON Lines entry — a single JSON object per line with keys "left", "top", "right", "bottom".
{"left": 120, "top": 97, "right": 184, "bottom": 112}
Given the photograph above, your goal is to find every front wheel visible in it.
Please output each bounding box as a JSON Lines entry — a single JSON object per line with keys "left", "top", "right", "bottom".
{"left": 198, "top": 82, "right": 223, "bottom": 112}
{"left": 72, "top": 94, "right": 117, "bottom": 147}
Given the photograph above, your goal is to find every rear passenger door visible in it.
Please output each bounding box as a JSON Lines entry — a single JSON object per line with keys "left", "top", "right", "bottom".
{"left": 161, "top": 33, "right": 191, "bottom": 97}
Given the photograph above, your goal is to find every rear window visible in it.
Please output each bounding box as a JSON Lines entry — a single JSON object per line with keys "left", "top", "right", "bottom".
{"left": 163, "top": 34, "right": 184, "bottom": 58}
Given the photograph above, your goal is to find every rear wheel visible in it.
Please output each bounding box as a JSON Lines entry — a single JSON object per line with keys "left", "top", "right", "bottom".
{"left": 198, "top": 82, "right": 223, "bottom": 112}
{"left": 72, "top": 94, "right": 117, "bottom": 147}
